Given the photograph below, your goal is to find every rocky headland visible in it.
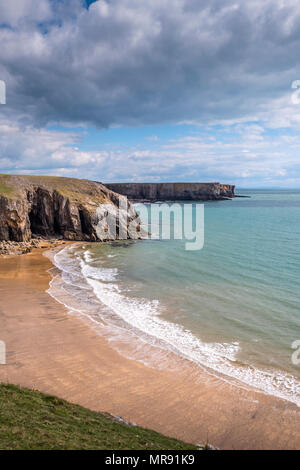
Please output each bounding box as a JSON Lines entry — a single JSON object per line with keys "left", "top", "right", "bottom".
{"left": 105, "top": 182, "right": 235, "bottom": 202}
{"left": 0, "top": 175, "right": 141, "bottom": 254}
{"left": 0, "top": 176, "right": 236, "bottom": 255}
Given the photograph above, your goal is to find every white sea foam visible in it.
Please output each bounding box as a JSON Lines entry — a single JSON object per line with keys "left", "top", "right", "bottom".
{"left": 47, "top": 245, "right": 300, "bottom": 407}
{"left": 83, "top": 250, "right": 94, "bottom": 263}
{"left": 81, "top": 263, "right": 118, "bottom": 282}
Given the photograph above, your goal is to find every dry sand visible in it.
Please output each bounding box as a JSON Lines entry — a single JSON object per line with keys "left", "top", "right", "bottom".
{"left": 0, "top": 247, "right": 300, "bottom": 449}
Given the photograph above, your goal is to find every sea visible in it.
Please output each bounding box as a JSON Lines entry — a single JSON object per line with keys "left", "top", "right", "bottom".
{"left": 46, "top": 189, "right": 300, "bottom": 406}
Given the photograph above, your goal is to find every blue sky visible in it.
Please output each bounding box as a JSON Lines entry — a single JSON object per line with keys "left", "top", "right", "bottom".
{"left": 1, "top": 0, "right": 300, "bottom": 187}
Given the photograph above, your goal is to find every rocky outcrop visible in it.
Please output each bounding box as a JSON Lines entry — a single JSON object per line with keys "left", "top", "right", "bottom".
{"left": 0, "top": 175, "right": 141, "bottom": 243}
{"left": 0, "top": 238, "right": 66, "bottom": 255}
{"left": 220, "top": 184, "right": 236, "bottom": 199}
{"left": 105, "top": 182, "right": 235, "bottom": 201}
{"left": 0, "top": 239, "right": 39, "bottom": 255}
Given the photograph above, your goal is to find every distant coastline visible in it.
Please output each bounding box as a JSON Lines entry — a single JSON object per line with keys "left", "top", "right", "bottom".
{"left": 105, "top": 182, "right": 235, "bottom": 202}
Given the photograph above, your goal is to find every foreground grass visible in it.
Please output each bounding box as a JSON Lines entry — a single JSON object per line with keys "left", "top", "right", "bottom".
{"left": 0, "top": 384, "right": 198, "bottom": 450}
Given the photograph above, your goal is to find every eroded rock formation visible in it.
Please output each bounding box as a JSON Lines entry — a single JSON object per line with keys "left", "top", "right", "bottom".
{"left": 0, "top": 175, "right": 141, "bottom": 242}
{"left": 105, "top": 182, "right": 235, "bottom": 201}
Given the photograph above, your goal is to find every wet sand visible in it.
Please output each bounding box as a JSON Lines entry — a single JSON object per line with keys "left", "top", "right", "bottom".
{"left": 0, "top": 248, "right": 300, "bottom": 449}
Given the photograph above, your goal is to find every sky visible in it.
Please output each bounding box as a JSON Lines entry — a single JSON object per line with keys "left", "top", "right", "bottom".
{"left": 1, "top": 0, "right": 300, "bottom": 187}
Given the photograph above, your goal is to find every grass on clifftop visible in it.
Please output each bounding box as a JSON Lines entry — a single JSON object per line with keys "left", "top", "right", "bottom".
{"left": 0, "top": 174, "right": 109, "bottom": 204}
{"left": 0, "top": 180, "right": 14, "bottom": 198}
{"left": 0, "top": 384, "right": 198, "bottom": 450}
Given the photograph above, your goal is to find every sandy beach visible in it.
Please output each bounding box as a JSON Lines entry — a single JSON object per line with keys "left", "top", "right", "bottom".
{"left": 0, "top": 247, "right": 300, "bottom": 450}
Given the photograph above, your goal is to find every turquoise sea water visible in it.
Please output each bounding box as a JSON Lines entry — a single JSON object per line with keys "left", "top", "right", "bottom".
{"left": 48, "top": 190, "right": 300, "bottom": 405}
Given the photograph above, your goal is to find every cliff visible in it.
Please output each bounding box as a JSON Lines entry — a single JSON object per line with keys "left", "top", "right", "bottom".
{"left": 105, "top": 182, "right": 235, "bottom": 201}
{"left": 0, "top": 175, "right": 140, "bottom": 242}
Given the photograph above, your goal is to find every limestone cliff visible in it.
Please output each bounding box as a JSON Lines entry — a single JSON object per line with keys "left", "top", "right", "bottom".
{"left": 105, "top": 182, "right": 235, "bottom": 201}
{"left": 0, "top": 175, "right": 140, "bottom": 242}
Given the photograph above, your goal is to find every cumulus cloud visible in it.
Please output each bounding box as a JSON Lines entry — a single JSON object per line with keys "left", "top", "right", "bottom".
{"left": 0, "top": 0, "right": 52, "bottom": 27}
{"left": 1, "top": 119, "right": 299, "bottom": 187}
{"left": 1, "top": 0, "right": 300, "bottom": 186}
{"left": 0, "top": 0, "right": 300, "bottom": 129}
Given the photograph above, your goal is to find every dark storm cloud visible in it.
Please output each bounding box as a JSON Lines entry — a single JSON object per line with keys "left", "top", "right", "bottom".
{"left": 1, "top": 0, "right": 300, "bottom": 128}
{"left": 1, "top": 0, "right": 300, "bottom": 187}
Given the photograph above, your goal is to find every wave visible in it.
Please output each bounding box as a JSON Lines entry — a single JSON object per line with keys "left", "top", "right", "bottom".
{"left": 46, "top": 245, "right": 300, "bottom": 407}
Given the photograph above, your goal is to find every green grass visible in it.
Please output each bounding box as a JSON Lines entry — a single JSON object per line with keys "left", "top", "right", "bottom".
{"left": 0, "top": 174, "right": 109, "bottom": 204}
{"left": 0, "top": 180, "right": 14, "bottom": 198}
{"left": 0, "top": 384, "right": 198, "bottom": 450}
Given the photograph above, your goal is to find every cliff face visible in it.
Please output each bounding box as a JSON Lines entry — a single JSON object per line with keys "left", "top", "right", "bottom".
{"left": 0, "top": 175, "right": 140, "bottom": 242}
{"left": 105, "top": 182, "right": 235, "bottom": 201}
{"left": 220, "top": 184, "right": 235, "bottom": 198}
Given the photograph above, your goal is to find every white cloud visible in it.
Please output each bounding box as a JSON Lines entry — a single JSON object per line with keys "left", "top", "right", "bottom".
{"left": 1, "top": 0, "right": 300, "bottom": 129}
{"left": 0, "top": 119, "right": 299, "bottom": 187}
{"left": 0, "top": 0, "right": 52, "bottom": 27}
{"left": 0, "top": 1, "right": 300, "bottom": 186}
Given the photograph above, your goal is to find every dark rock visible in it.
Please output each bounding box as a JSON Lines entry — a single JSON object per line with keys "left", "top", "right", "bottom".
{"left": 0, "top": 175, "right": 142, "bottom": 243}
{"left": 105, "top": 182, "right": 235, "bottom": 201}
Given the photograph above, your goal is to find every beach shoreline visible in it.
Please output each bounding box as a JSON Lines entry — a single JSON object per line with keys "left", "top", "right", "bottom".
{"left": 0, "top": 246, "right": 300, "bottom": 449}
